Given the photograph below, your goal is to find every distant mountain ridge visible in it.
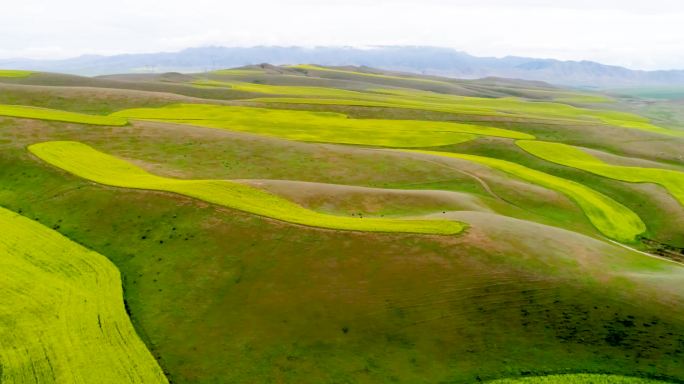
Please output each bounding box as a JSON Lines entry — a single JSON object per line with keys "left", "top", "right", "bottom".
{"left": 2, "top": 46, "right": 684, "bottom": 88}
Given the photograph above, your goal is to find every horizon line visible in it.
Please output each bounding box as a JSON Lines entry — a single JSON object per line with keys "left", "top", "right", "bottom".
{"left": 1, "top": 45, "right": 683, "bottom": 73}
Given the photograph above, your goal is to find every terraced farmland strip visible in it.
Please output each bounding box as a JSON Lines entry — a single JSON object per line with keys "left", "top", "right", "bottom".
{"left": 287, "top": 64, "right": 455, "bottom": 85}
{"left": 249, "top": 88, "right": 680, "bottom": 136}
{"left": 29, "top": 141, "right": 466, "bottom": 235}
{"left": 209, "top": 80, "right": 587, "bottom": 121}
{"left": 211, "top": 68, "right": 266, "bottom": 76}
{"left": 405, "top": 150, "right": 646, "bottom": 243}
{"left": 249, "top": 96, "right": 509, "bottom": 118}
{"left": 0, "top": 206, "right": 167, "bottom": 384}
{"left": 224, "top": 79, "right": 613, "bottom": 115}
{"left": 0, "top": 104, "right": 128, "bottom": 126}
{"left": 112, "top": 103, "right": 533, "bottom": 147}
{"left": 0, "top": 70, "right": 33, "bottom": 78}
{"left": 253, "top": 94, "right": 533, "bottom": 118}
{"left": 517, "top": 140, "right": 684, "bottom": 206}
{"left": 194, "top": 79, "right": 371, "bottom": 98}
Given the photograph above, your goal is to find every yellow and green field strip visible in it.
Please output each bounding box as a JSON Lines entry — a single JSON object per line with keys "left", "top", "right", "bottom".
{"left": 210, "top": 68, "right": 266, "bottom": 76}
{"left": 29, "top": 141, "right": 465, "bottom": 235}
{"left": 230, "top": 82, "right": 679, "bottom": 136}
{"left": 518, "top": 140, "right": 684, "bottom": 207}
{"left": 0, "top": 101, "right": 530, "bottom": 146}
{"left": 112, "top": 103, "right": 533, "bottom": 147}
{"left": 0, "top": 206, "right": 168, "bottom": 383}
{"left": 197, "top": 80, "right": 572, "bottom": 120}
{"left": 486, "top": 374, "right": 670, "bottom": 383}
{"left": 0, "top": 70, "right": 33, "bottom": 78}
{"left": 0, "top": 105, "right": 127, "bottom": 126}
{"left": 3, "top": 84, "right": 674, "bottom": 139}
{"left": 194, "top": 79, "right": 371, "bottom": 98}
{"left": 287, "top": 64, "right": 455, "bottom": 86}
{"left": 405, "top": 150, "right": 646, "bottom": 243}
{"left": 249, "top": 96, "right": 512, "bottom": 118}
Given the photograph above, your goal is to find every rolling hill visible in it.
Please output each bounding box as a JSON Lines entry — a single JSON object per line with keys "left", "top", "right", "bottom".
{"left": 3, "top": 46, "right": 684, "bottom": 87}
{"left": 0, "top": 65, "right": 683, "bottom": 383}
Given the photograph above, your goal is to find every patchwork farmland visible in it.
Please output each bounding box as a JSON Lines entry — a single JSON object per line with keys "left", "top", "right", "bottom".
{"left": 1, "top": 64, "right": 684, "bottom": 383}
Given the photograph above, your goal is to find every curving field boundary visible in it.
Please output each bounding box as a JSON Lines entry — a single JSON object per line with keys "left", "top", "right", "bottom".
{"left": 29, "top": 141, "right": 466, "bottom": 235}
{"left": 111, "top": 103, "right": 534, "bottom": 147}
{"left": 517, "top": 140, "right": 684, "bottom": 207}
{"left": 403, "top": 149, "right": 646, "bottom": 243}
{"left": 0, "top": 104, "right": 127, "bottom": 126}
{"left": 0, "top": 70, "right": 33, "bottom": 78}
{"left": 244, "top": 89, "right": 682, "bottom": 137}
{"left": 0, "top": 206, "right": 168, "bottom": 383}
{"left": 0, "top": 102, "right": 532, "bottom": 147}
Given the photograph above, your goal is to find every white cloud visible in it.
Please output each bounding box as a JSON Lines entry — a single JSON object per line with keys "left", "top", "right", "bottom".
{"left": 1, "top": 0, "right": 683, "bottom": 69}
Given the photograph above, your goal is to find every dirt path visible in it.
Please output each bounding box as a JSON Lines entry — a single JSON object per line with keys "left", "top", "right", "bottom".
{"left": 605, "top": 238, "right": 683, "bottom": 265}
{"left": 380, "top": 149, "right": 526, "bottom": 208}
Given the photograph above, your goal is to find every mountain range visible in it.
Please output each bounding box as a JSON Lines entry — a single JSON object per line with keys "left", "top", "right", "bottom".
{"left": 2, "top": 46, "right": 684, "bottom": 88}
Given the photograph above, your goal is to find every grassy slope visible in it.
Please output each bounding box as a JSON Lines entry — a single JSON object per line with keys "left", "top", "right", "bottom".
{"left": 0, "top": 116, "right": 603, "bottom": 244}
{"left": 1, "top": 68, "right": 684, "bottom": 383}
{"left": 405, "top": 150, "right": 646, "bottom": 243}
{"left": 635, "top": 100, "right": 684, "bottom": 132}
{"left": 0, "top": 71, "right": 262, "bottom": 100}
{"left": 215, "top": 79, "right": 679, "bottom": 137}
{"left": 194, "top": 79, "right": 373, "bottom": 97}
{"left": 517, "top": 141, "right": 684, "bottom": 207}
{"left": 1, "top": 116, "right": 683, "bottom": 383}
{"left": 1, "top": 68, "right": 676, "bottom": 243}
{"left": 29, "top": 141, "right": 465, "bottom": 235}
{"left": 0, "top": 206, "right": 167, "bottom": 383}
{"left": 5, "top": 69, "right": 680, "bottom": 163}
{"left": 187, "top": 70, "right": 647, "bottom": 137}
{"left": 487, "top": 374, "right": 669, "bottom": 383}
{"left": 0, "top": 83, "right": 199, "bottom": 114}
{"left": 111, "top": 103, "right": 532, "bottom": 146}
{"left": 0, "top": 70, "right": 33, "bottom": 78}
{"left": 610, "top": 87, "right": 684, "bottom": 100}
{"left": 282, "top": 64, "right": 610, "bottom": 103}
{"left": 0, "top": 102, "right": 535, "bottom": 147}
{"left": 240, "top": 179, "right": 494, "bottom": 217}
{"left": 448, "top": 137, "right": 684, "bottom": 248}
{"left": 0, "top": 104, "right": 127, "bottom": 125}
{"left": 231, "top": 99, "right": 684, "bottom": 167}
{"left": 5, "top": 141, "right": 684, "bottom": 383}
{"left": 249, "top": 96, "right": 682, "bottom": 137}
{"left": 288, "top": 64, "right": 458, "bottom": 87}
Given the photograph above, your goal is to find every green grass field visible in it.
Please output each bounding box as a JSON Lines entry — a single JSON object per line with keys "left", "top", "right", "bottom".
{"left": 487, "top": 374, "right": 669, "bottom": 384}
{"left": 0, "top": 206, "right": 167, "bottom": 383}
{"left": 517, "top": 141, "right": 684, "bottom": 207}
{"left": 196, "top": 79, "right": 612, "bottom": 121}
{"left": 111, "top": 103, "right": 533, "bottom": 146}
{"left": 192, "top": 74, "right": 627, "bottom": 125}
{"left": 282, "top": 66, "right": 611, "bottom": 105}
{"left": 288, "top": 64, "right": 455, "bottom": 86}
{"left": 0, "top": 104, "right": 128, "bottom": 125}
{"left": 211, "top": 68, "right": 266, "bottom": 76}
{"left": 405, "top": 150, "right": 647, "bottom": 243}
{"left": 2, "top": 81, "right": 676, "bottom": 141}
{"left": 0, "top": 69, "right": 33, "bottom": 78}
{"left": 2, "top": 65, "right": 684, "bottom": 384}
{"left": 194, "top": 79, "right": 370, "bottom": 98}
{"left": 610, "top": 87, "right": 684, "bottom": 100}
{"left": 29, "top": 141, "right": 465, "bottom": 235}
{"left": 245, "top": 89, "right": 680, "bottom": 136}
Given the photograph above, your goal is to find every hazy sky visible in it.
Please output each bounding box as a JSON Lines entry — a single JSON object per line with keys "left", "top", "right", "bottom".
{"left": 2, "top": 0, "right": 683, "bottom": 70}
